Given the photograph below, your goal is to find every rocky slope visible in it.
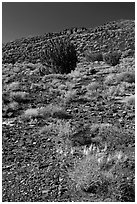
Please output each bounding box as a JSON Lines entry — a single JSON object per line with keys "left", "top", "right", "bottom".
{"left": 2, "top": 20, "right": 135, "bottom": 202}
{"left": 2, "top": 19, "right": 135, "bottom": 64}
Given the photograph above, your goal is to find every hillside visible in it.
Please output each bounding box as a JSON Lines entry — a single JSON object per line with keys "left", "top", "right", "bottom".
{"left": 2, "top": 20, "right": 135, "bottom": 202}
{"left": 2, "top": 19, "right": 135, "bottom": 64}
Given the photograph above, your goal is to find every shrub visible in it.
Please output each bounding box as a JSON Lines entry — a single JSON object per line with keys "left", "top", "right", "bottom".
{"left": 104, "top": 74, "right": 116, "bottom": 86}
{"left": 86, "top": 82, "right": 100, "bottom": 92}
{"left": 85, "top": 51, "right": 103, "bottom": 62}
{"left": 8, "top": 81, "right": 20, "bottom": 91}
{"left": 120, "top": 95, "right": 135, "bottom": 105}
{"left": 103, "top": 51, "right": 121, "bottom": 66}
{"left": 23, "top": 108, "right": 39, "bottom": 119}
{"left": 10, "top": 91, "right": 30, "bottom": 102}
{"left": 38, "top": 104, "right": 72, "bottom": 119}
{"left": 105, "top": 84, "right": 126, "bottom": 98}
{"left": 63, "top": 90, "right": 77, "bottom": 103}
{"left": 116, "top": 71, "right": 135, "bottom": 83}
{"left": 8, "top": 101, "right": 19, "bottom": 111}
{"left": 42, "top": 37, "right": 78, "bottom": 74}
{"left": 69, "top": 149, "right": 135, "bottom": 201}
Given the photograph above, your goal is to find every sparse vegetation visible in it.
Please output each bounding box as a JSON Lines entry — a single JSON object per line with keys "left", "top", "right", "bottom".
{"left": 103, "top": 51, "right": 121, "bottom": 66}
{"left": 85, "top": 51, "right": 103, "bottom": 62}
{"left": 10, "top": 91, "right": 30, "bottom": 102}
{"left": 42, "top": 37, "right": 78, "bottom": 74}
{"left": 116, "top": 71, "right": 135, "bottom": 83}
{"left": 120, "top": 95, "right": 135, "bottom": 105}
{"left": 2, "top": 20, "right": 135, "bottom": 202}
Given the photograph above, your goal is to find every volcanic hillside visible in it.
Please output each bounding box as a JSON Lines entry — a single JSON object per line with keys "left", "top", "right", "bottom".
{"left": 2, "top": 19, "right": 135, "bottom": 202}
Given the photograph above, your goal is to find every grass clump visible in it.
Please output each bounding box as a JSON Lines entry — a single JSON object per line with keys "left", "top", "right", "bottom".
{"left": 103, "top": 51, "right": 121, "bottom": 66}
{"left": 42, "top": 37, "right": 78, "bottom": 74}
{"left": 69, "top": 148, "right": 134, "bottom": 201}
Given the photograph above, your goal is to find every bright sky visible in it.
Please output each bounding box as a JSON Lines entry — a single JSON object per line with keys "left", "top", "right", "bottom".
{"left": 2, "top": 2, "right": 135, "bottom": 43}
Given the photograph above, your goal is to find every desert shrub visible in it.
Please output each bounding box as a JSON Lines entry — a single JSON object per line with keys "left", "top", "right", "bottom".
{"left": 7, "top": 81, "right": 20, "bottom": 91}
{"left": 86, "top": 82, "right": 100, "bottom": 92}
{"left": 103, "top": 51, "right": 121, "bottom": 66}
{"left": 104, "top": 73, "right": 116, "bottom": 86}
{"left": 69, "top": 148, "right": 134, "bottom": 201}
{"left": 116, "top": 71, "right": 135, "bottom": 83}
{"left": 122, "top": 49, "right": 135, "bottom": 58}
{"left": 42, "top": 37, "right": 78, "bottom": 74}
{"left": 105, "top": 84, "right": 126, "bottom": 98}
{"left": 85, "top": 51, "right": 103, "bottom": 62}
{"left": 120, "top": 95, "right": 135, "bottom": 105}
{"left": 8, "top": 101, "right": 19, "bottom": 111}
{"left": 23, "top": 108, "right": 39, "bottom": 119}
{"left": 10, "top": 91, "right": 30, "bottom": 102}
{"left": 38, "top": 104, "right": 72, "bottom": 119}
{"left": 63, "top": 90, "right": 77, "bottom": 104}
{"left": 69, "top": 150, "right": 111, "bottom": 196}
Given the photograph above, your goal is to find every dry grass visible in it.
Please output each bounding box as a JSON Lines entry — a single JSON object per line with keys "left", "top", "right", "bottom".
{"left": 69, "top": 148, "right": 134, "bottom": 201}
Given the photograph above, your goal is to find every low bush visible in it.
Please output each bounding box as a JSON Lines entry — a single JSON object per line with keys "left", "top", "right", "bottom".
{"left": 23, "top": 108, "right": 39, "bottom": 119}
{"left": 120, "top": 95, "right": 135, "bottom": 105}
{"left": 7, "top": 81, "right": 20, "bottom": 91}
{"left": 8, "top": 101, "right": 19, "bottom": 111}
{"left": 104, "top": 74, "right": 116, "bottom": 86}
{"left": 116, "top": 71, "right": 135, "bottom": 83}
{"left": 39, "top": 104, "right": 72, "bottom": 119}
{"left": 42, "top": 37, "right": 78, "bottom": 74}
{"left": 103, "top": 51, "right": 121, "bottom": 66}
{"left": 86, "top": 82, "right": 100, "bottom": 92}
{"left": 69, "top": 149, "right": 135, "bottom": 201}
{"left": 10, "top": 91, "right": 30, "bottom": 102}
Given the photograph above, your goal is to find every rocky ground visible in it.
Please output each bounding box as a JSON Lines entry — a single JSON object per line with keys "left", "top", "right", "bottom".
{"left": 2, "top": 20, "right": 135, "bottom": 202}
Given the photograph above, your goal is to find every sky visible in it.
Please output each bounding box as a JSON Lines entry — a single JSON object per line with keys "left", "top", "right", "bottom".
{"left": 2, "top": 2, "right": 135, "bottom": 43}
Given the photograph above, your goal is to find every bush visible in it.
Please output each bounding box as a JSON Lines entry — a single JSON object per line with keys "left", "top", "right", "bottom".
{"left": 116, "top": 71, "right": 135, "bottom": 83}
{"left": 23, "top": 108, "right": 39, "bottom": 119}
{"left": 69, "top": 149, "right": 135, "bottom": 201}
{"left": 7, "top": 81, "right": 21, "bottom": 91}
{"left": 10, "top": 91, "right": 30, "bottom": 102}
{"left": 120, "top": 95, "right": 135, "bottom": 105}
{"left": 85, "top": 51, "right": 103, "bottom": 62}
{"left": 103, "top": 51, "right": 121, "bottom": 66}
{"left": 104, "top": 74, "right": 116, "bottom": 86}
{"left": 86, "top": 82, "right": 100, "bottom": 92}
{"left": 42, "top": 37, "right": 78, "bottom": 74}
